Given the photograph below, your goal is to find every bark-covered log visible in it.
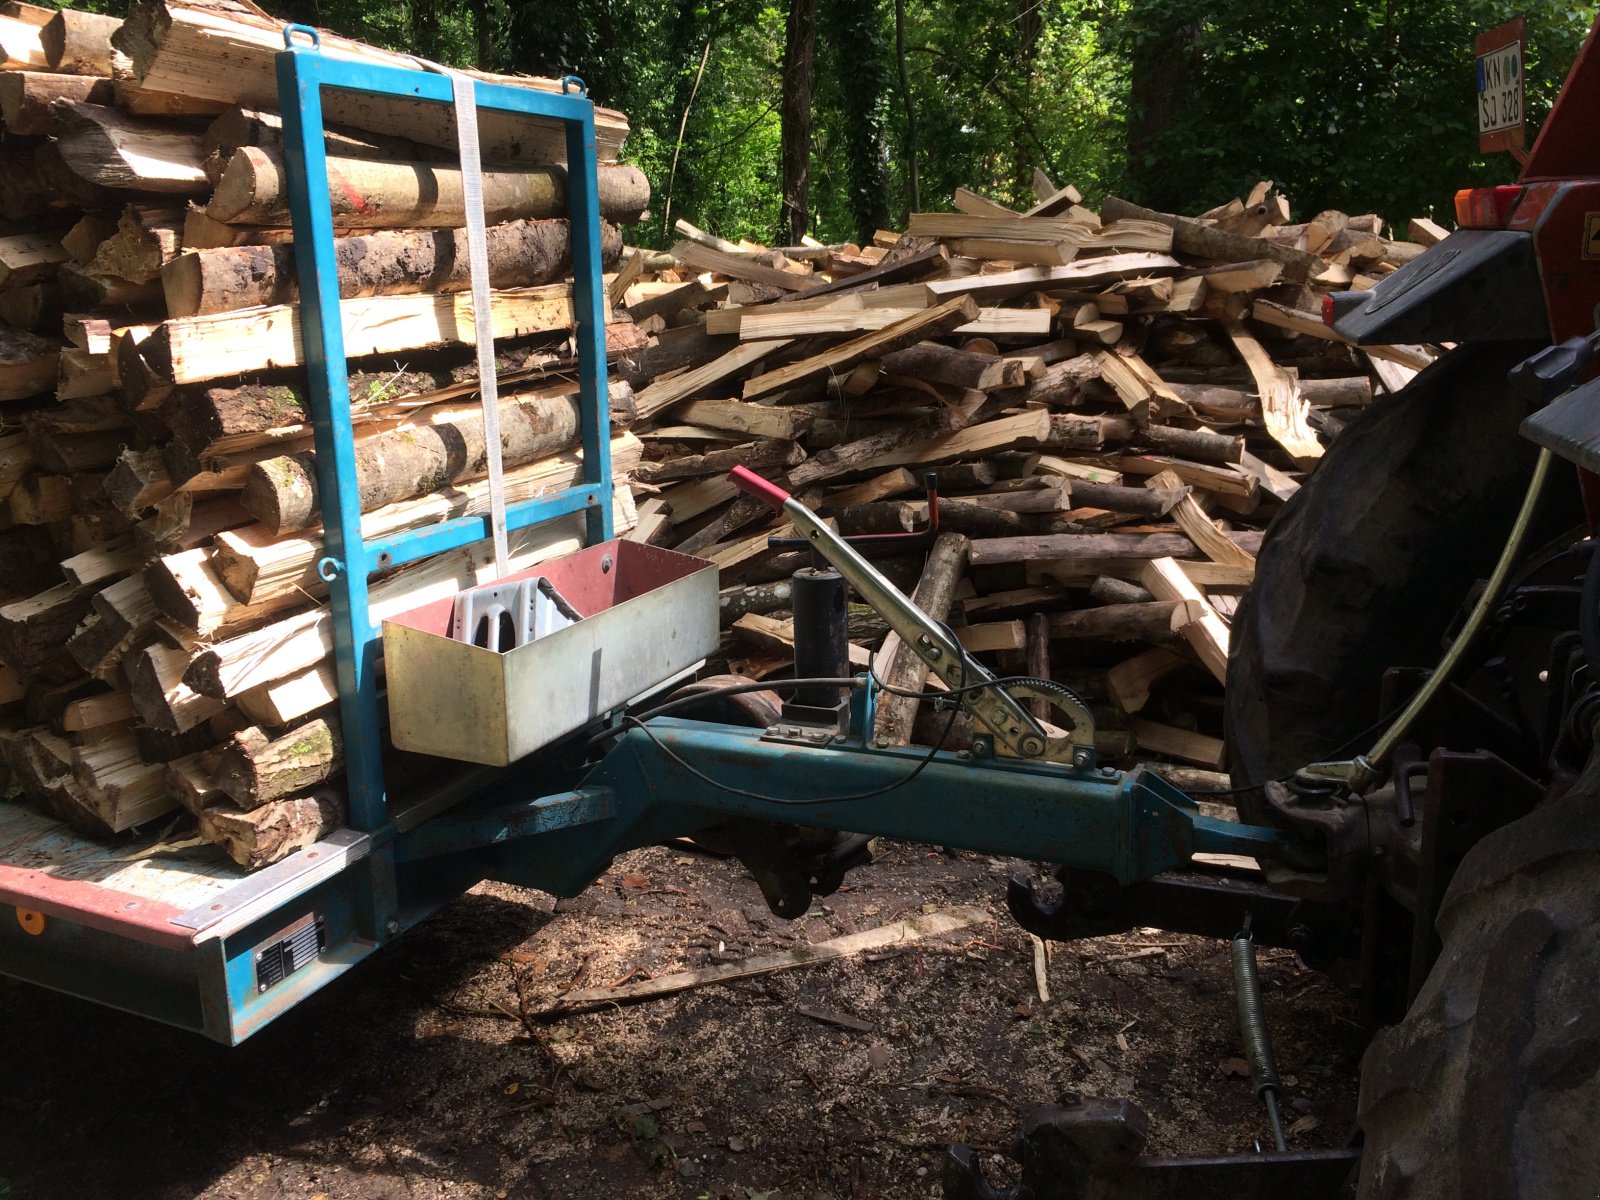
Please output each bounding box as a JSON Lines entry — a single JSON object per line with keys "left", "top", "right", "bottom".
{"left": 0, "top": 70, "right": 111, "bottom": 135}
{"left": 207, "top": 146, "right": 650, "bottom": 227}
{"left": 240, "top": 391, "right": 584, "bottom": 534}
{"left": 87, "top": 203, "right": 183, "bottom": 284}
{"left": 49, "top": 99, "right": 209, "bottom": 194}
{"left": 162, "top": 217, "right": 621, "bottom": 317}
{"left": 872, "top": 531, "right": 970, "bottom": 747}
{"left": 199, "top": 788, "right": 346, "bottom": 869}
{"left": 214, "top": 717, "right": 342, "bottom": 809}
{"left": 41, "top": 8, "right": 122, "bottom": 76}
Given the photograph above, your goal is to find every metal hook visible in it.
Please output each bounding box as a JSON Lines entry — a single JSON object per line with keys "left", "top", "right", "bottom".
{"left": 281, "top": 23, "right": 322, "bottom": 50}
{"left": 316, "top": 556, "right": 345, "bottom": 583}
{"left": 560, "top": 75, "right": 588, "bottom": 95}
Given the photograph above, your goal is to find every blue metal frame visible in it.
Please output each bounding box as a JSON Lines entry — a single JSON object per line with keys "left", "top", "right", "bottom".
{"left": 273, "top": 30, "right": 614, "bottom": 946}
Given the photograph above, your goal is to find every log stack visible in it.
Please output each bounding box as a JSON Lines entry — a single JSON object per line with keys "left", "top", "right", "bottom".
{"left": 0, "top": 0, "right": 650, "bottom": 868}
{"left": 614, "top": 181, "right": 1440, "bottom": 777}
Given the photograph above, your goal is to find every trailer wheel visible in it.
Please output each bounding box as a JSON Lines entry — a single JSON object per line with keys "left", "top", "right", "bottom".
{"left": 1225, "top": 341, "right": 1546, "bottom": 815}
{"left": 1355, "top": 754, "right": 1600, "bottom": 1199}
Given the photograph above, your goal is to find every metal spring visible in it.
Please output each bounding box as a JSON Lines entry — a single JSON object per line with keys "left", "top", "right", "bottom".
{"left": 1232, "top": 929, "right": 1287, "bottom": 1152}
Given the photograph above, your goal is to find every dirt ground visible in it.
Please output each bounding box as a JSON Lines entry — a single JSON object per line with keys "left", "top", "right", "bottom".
{"left": 0, "top": 840, "right": 1367, "bottom": 1200}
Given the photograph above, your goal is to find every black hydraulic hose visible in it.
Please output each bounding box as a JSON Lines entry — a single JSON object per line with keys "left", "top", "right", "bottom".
{"left": 1232, "top": 927, "right": 1288, "bottom": 1152}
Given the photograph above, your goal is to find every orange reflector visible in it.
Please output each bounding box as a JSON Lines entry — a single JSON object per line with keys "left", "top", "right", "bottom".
{"left": 16, "top": 908, "right": 45, "bottom": 936}
{"left": 1455, "top": 185, "right": 1525, "bottom": 228}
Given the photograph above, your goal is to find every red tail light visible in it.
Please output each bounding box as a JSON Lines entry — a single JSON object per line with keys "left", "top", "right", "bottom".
{"left": 1321, "top": 294, "right": 1336, "bottom": 327}
{"left": 1455, "top": 185, "right": 1526, "bottom": 228}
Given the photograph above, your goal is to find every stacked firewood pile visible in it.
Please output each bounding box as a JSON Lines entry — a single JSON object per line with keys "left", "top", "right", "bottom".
{"left": 0, "top": 1, "right": 1450, "bottom": 873}
{"left": 617, "top": 183, "right": 1445, "bottom": 774}
{"left": 0, "top": 0, "right": 649, "bottom": 866}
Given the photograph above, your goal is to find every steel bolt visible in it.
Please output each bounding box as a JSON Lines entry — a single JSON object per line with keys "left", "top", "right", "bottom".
{"left": 1072, "top": 749, "right": 1091, "bottom": 769}
{"left": 385, "top": 919, "right": 400, "bottom": 935}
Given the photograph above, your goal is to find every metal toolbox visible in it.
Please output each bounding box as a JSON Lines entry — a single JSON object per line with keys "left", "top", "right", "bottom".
{"left": 383, "top": 540, "right": 719, "bottom": 766}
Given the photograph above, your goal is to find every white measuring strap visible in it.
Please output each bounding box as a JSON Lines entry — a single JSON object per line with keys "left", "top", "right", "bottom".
{"left": 448, "top": 71, "right": 511, "bottom": 578}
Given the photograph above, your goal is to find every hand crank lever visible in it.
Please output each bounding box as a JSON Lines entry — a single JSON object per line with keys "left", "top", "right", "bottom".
{"left": 728, "top": 466, "right": 1097, "bottom": 768}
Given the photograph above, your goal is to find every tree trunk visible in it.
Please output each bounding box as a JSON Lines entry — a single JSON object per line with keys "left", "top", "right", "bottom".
{"left": 207, "top": 146, "right": 651, "bottom": 227}
{"left": 240, "top": 391, "right": 584, "bottom": 534}
{"left": 893, "top": 0, "right": 918, "bottom": 214}
{"left": 162, "top": 218, "right": 621, "bottom": 317}
{"left": 779, "top": 0, "right": 818, "bottom": 245}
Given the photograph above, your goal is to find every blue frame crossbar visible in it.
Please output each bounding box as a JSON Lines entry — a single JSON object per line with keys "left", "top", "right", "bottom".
{"left": 273, "top": 28, "right": 614, "bottom": 875}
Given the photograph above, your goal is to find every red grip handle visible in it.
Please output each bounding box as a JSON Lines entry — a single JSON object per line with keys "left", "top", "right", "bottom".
{"left": 728, "top": 466, "right": 791, "bottom": 510}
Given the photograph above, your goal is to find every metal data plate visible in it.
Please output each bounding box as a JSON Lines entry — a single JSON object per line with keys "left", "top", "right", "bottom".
{"left": 383, "top": 540, "right": 720, "bottom": 766}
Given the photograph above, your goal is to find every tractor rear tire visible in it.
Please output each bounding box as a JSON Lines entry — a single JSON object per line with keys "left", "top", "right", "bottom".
{"left": 1355, "top": 753, "right": 1600, "bottom": 1199}
{"left": 1225, "top": 341, "right": 1546, "bottom": 813}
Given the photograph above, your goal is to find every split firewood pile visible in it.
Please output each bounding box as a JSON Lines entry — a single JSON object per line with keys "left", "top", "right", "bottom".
{"left": 0, "top": 0, "right": 651, "bottom": 867}
{"left": 615, "top": 182, "right": 1448, "bottom": 773}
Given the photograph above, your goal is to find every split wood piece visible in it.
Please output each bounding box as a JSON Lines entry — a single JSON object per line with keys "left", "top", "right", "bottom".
{"left": 0, "top": 327, "right": 60, "bottom": 402}
{"left": 949, "top": 239, "right": 1074, "bottom": 266}
{"left": 163, "top": 217, "right": 620, "bottom": 318}
{"left": 546, "top": 905, "right": 990, "bottom": 1013}
{"left": 0, "top": 282, "right": 61, "bottom": 331}
{"left": 199, "top": 788, "right": 346, "bottom": 870}
{"left": 1099, "top": 195, "right": 1323, "bottom": 283}
{"left": 0, "top": 430, "right": 32, "bottom": 497}
{"left": 103, "top": 446, "right": 171, "bottom": 515}
{"left": 1116, "top": 454, "right": 1257, "bottom": 498}
{"left": 877, "top": 341, "right": 1024, "bottom": 391}
{"left": 0, "top": 13, "right": 46, "bottom": 70}
{"left": 732, "top": 305, "right": 1049, "bottom": 341}
{"left": 113, "top": 1, "right": 629, "bottom": 165}
{"left": 635, "top": 438, "right": 803, "bottom": 486}
{"left": 1186, "top": 259, "right": 1284, "bottom": 294}
{"left": 908, "top": 213, "right": 1173, "bottom": 255}
{"left": 8, "top": 473, "right": 71, "bottom": 523}
{"left": 1141, "top": 557, "right": 1228, "bottom": 685}
{"left": 167, "top": 751, "right": 224, "bottom": 815}
{"left": 788, "top": 244, "right": 950, "bottom": 302}
{"left": 58, "top": 261, "right": 164, "bottom": 312}
{"left": 624, "top": 495, "right": 671, "bottom": 546}
{"left": 0, "top": 231, "right": 67, "bottom": 288}
{"left": 240, "top": 390, "right": 582, "bottom": 534}
{"left": 633, "top": 339, "right": 794, "bottom": 423}
{"left": 69, "top": 727, "right": 174, "bottom": 831}
{"left": 41, "top": 8, "right": 121, "bottom": 75}
{"left": 819, "top": 468, "right": 920, "bottom": 510}
{"left": 731, "top": 613, "right": 871, "bottom": 669}
{"left": 61, "top": 535, "right": 142, "bottom": 588}
{"left": 672, "top": 240, "right": 817, "bottom": 292}
{"left": 213, "top": 433, "right": 642, "bottom": 604}
{"left": 234, "top": 663, "right": 338, "bottom": 728}
{"left": 214, "top": 717, "right": 342, "bottom": 810}
{"left": 1024, "top": 613, "right": 1052, "bottom": 722}
{"left": 129, "top": 641, "right": 225, "bottom": 733}
{"left": 1143, "top": 469, "right": 1255, "bottom": 571}
{"left": 954, "top": 620, "right": 1025, "bottom": 653}
{"left": 1142, "top": 427, "right": 1245, "bottom": 467}
{"left": 0, "top": 581, "right": 90, "bottom": 680}
{"left": 0, "top": 69, "right": 109, "bottom": 133}
{"left": 146, "top": 546, "right": 305, "bottom": 637}
{"left": 625, "top": 278, "right": 720, "bottom": 325}
{"left": 143, "top": 282, "right": 585, "bottom": 386}
{"left": 742, "top": 296, "right": 979, "bottom": 401}
{"left": 1093, "top": 350, "right": 1186, "bottom": 423}
{"left": 0, "top": 665, "right": 24, "bottom": 706}
{"left": 1409, "top": 217, "right": 1449, "bottom": 247}
{"left": 969, "top": 532, "right": 1193, "bottom": 568}
{"left": 1000, "top": 354, "right": 1102, "bottom": 409}
{"left": 186, "top": 509, "right": 609, "bottom": 700}
{"left": 1223, "top": 320, "right": 1322, "bottom": 466}
{"left": 791, "top": 411, "right": 1131, "bottom": 491}
{"left": 53, "top": 348, "right": 111, "bottom": 400}
{"left": 84, "top": 203, "right": 183, "bottom": 283}
{"left": 1128, "top": 717, "right": 1225, "bottom": 770}
{"left": 207, "top": 146, "right": 648, "bottom": 228}
{"left": 953, "top": 188, "right": 1017, "bottom": 217}
{"left": 672, "top": 399, "right": 814, "bottom": 442}
{"left": 1106, "top": 646, "right": 1189, "bottom": 714}
{"left": 1046, "top": 602, "right": 1185, "bottom": 644}
{"left": 870, "top": 531, "right": 970, "bottom": 748}
{"left": 50, "top": 100, "right": 208, "bottom": 194}
{"left": 924, "top": 254, "right": 1183, "bottom": 304}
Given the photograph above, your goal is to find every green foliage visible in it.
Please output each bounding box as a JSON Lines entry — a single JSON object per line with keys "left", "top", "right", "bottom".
{"left": 1112, "top": 1, "right": 1594, "bottom": 222}
{"left": 237, "top": 0, "right": 1591, "bottom": 238}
